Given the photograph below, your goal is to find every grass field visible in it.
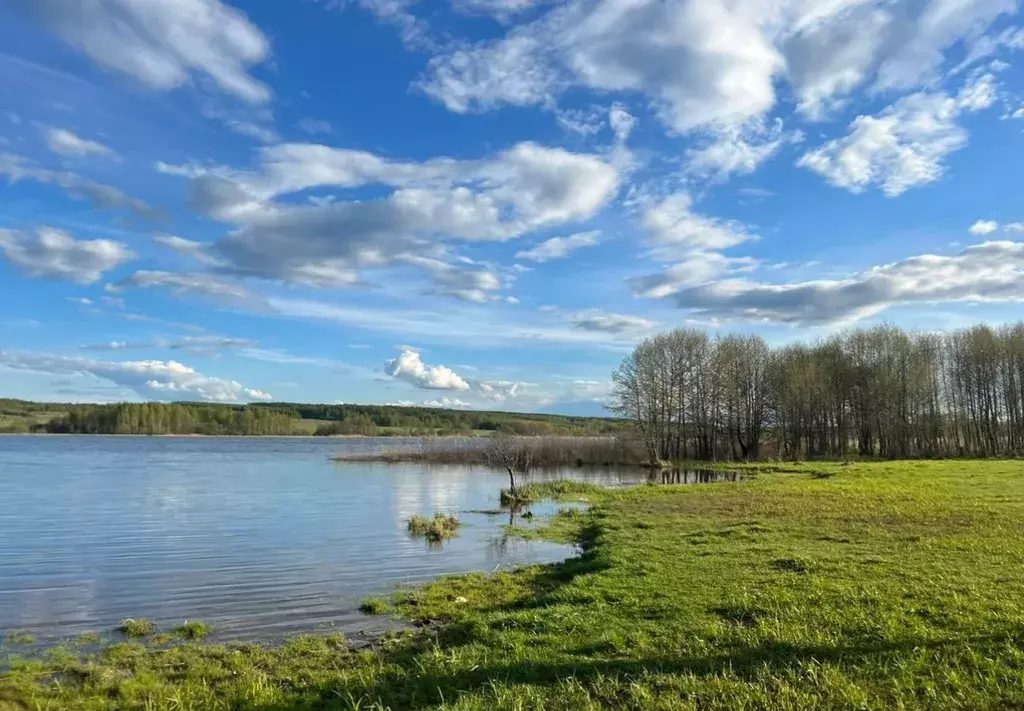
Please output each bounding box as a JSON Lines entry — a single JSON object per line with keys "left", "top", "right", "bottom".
{"left": 4, "top": 460, "right": 1024, "bottom": 709}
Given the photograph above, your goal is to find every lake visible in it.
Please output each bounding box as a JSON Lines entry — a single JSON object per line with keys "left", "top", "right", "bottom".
{"left": 0, "top": 436, "right": 660, "bottom": 646}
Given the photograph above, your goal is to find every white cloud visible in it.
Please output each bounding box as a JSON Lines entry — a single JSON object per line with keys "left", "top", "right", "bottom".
{"left": 419, "top": 0, "right": 1010, "bottom": 137}
{"left": 399, "top": 255, "right": 505, "bottom": 302}
{"left": 452, "top": 0, "right": 549, "bottom": 21}
{"left": 685, "top": 118, "right": 801, "bottom": 180}
{"left": 44, "top": 128, "right": 114, "bottom": 158}
{"left": 970, "top": 219, "right": 999, "bottom": 235}
{"left": 83, "top": 335, "right": 256, "bottom": 353}
{"left": 642, "top": 193, "right": 752, "bottom": 255}
{"left": 798, "top": 77, "right": 996, "bottom": 197}
{"left": 646, "top": 240, "right": 1024, "bottom": 325}
{"left": 515, "top": 230, "right": 600, "bottom": 262}
{"left": 875, "top": 0, "right": 1015, "bottom": 91}
{"left": 631, "top": 252, "right": 757, "bottom": 298}
{"left": 298, "top": 118, "right": 333, "bottom": 135}
{"left": 384, "top": 349, "right": 471, "bottom": 390}
{"left": 163, "top": 141, "right": 619, "bottom": 293}
{"left": 418, "top": 34, "right": 560, "bottom": 113}
{"left": 0, "top": 227, "right": 135, "bottom": 284}
{"left": 478, "top": 379, "right": 531, "bottom": 402}
{"left": 421, "top": 397, "right": 474, "bottom": 409}
{"left": 569, "top": 311, "right": 655, "bottom": 334}
{"left": 116, "top": 271, "right": 254, "bottom": 301}
{"left": 0, "top": 152, "right": 157, "bottom": 218}
{"left": 0, "top": 350, "right": 273, "bottom": 402}
{"left": 24, "top": 0, "right": 271, "bottom": 102}
{"left": 608, "top": 103, "right": 637, "bottom": 143}
{"left": 1006, "top": 222, "right": 1024, "bottom": 233}
{"left": 152, "top": 235, "right": 226, "bottom": 267}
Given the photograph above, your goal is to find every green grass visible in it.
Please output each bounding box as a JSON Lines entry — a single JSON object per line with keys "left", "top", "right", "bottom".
{"left": 116, "top": 618, "right": 157, "bottom": 638}
{"left": 174, "top": 621, "right": 212, "bottom": 640}
{"left": 6, "top": 460, "right": 1024, "bottom": 709}
{"left": 407, "top": 513, "right": 462, "bottom": 542}
{"left": 2, "top": 629, "right": 35, "bottom": 645}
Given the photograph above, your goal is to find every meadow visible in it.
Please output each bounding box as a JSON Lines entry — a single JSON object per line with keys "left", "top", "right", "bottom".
{"left": 3, "top": 459, "right": 1024, "bottom": 710}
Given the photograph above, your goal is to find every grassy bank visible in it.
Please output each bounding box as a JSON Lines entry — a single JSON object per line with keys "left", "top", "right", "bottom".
{"left": 5, "top": 460, "right": 1024, "bottom": 709}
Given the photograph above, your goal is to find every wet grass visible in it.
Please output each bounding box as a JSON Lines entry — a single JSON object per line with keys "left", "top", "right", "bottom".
{"left": 2, "top": 630, "right": 34, "bottom": 646}
{"left": 407, "top": 513, "right": 461, "bottom": 542}
{"left": 116, "top": 618, "right": 156, "bottom": 638}
{"left": 6, "top": 460, "right": 1024, "bottom": 709}
{"left": 173, "top": 621, "right": 212, "bottom": 640}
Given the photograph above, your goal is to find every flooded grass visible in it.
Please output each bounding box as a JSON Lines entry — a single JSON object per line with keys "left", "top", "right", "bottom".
{"left": 7, "top": 460, "right": 1024, "bottom": 709}
{"left": 116, "top": 619, "right": 156, "bottom": 638}
{"left": 407, "top": 513, "right": 461, "bottom": 542}
{"left": 173, "top": 621, "right": 212, "bottom": 640}
{"left": 2, "top": 630, "right": 34, "bottom": 645}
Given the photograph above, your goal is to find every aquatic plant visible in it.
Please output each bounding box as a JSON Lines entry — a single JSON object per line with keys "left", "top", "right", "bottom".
{"left": 407, "top": 513, "right": 461, "bottom": 542}
{"left": 173, "top": 621, "right": 212, "bottom": 640}
{"left": 117, "top": 618, "right": 157, "bottom": 638}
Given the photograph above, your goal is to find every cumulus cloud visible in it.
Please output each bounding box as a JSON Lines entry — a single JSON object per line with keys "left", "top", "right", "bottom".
{"left": 798, "top": 76, "right": 996, "bottom": 197}
{"left": 0, "top": 152, "right": 158, "bottom": 218}
{"left": 478, "top": 380, "right": 531, "bottom": 402}
{"left": 422, "top": 397, "right": 474, "bottom": 409}
{"left": 418, "top": 0, "right": 1010, "bottom": 135}
{"left": 44, "top": 128, "right": 114, "bottom": 158}
{"left": 0, "top": 227, "right": 135, "bottom": 284}
{"left": 516, "top": 230, "right": 600, "bottom": 262}
{"left": 160, "top": 141, "right": 619, "bottom": 295}
{"left": 570, "top": 311, "right": 655, "bottom": 334}
{"left": 970, "top": 219, "right": 999, "bottom": 235}
{"left": 21, "top": 0, "right": 271, "bottom": 102}
{"left": 608, "top": 103, "right": 637, "bottom": 143}
{"left": 642, "top": 193, "right": 752, "bottom": 256}
{"left": 645, "top": 240, "right": 1024, "bottom": 325}
{"left": 0, "top": 350, "right": 273, "bottom": 402}
{"left": 384, "top": 349, "right": 471, "bottom": 390}
{"left": 400, "top": 255, "right": 505, "bottom": 302}
{"left": 685, "top": 119, "right": 802, "bottom": 180}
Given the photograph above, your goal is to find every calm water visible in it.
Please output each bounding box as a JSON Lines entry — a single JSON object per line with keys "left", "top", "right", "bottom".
{"left": 0, "top": 436, "right": 658, "bottom": 646}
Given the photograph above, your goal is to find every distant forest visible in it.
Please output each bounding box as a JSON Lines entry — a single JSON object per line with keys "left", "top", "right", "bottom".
{"left": 0, "top": 399, "right": 624, "bottom": 437}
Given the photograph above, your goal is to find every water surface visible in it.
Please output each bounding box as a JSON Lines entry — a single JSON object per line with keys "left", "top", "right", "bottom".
{"left": 0, "top": 436, "right": 654, "bottom": 645}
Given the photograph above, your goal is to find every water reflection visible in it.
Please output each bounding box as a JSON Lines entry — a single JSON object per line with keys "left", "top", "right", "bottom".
{"left": 0, "top": 436, "right": 653, "bottom": 646}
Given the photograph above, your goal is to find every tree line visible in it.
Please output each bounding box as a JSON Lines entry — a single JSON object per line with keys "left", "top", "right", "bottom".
{"left": 43, "top": 403, "right": 297, "bottom": 436}
{"left": 610, "top": 322, "right": 1024, "bottom": 462}
{"left": 254, "top": 402, "right": 624, "bottom": 436}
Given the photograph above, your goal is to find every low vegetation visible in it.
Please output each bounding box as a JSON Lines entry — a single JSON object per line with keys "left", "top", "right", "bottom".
{"left": 335, "top": 435, "right": 644, "bottom": 468}
{"left": 2, "top": 630, "right": 34, "bottom": 645}
{"left": 6, "top": 460, "right": 1024, "bottom": 709}
{"left": 407, "top": 513, "right": 462, "bottom": 542}
{"left": 173, "top": 621, "right": 212, "bottom": 640}
{"left": 116, "top": 618, "right": 156, "bottom": 638}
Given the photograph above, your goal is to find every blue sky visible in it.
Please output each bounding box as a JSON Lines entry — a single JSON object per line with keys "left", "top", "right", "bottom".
{"left": 1, "top": 0, "right": 1024, "bottom": 416}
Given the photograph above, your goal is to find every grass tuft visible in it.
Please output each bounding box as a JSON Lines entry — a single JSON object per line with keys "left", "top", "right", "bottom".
{"left": 359, "top": 597, "right": 392, "bottom": 615}
{"left": 407, "top": 513, "right": 461, "bottom": 541}
{"left": 116, "top": 618, "right": 157, "bottom": 638}
{"left": 173, "top": 621, "right": 212, "bottom": 640}
{"left": 3, "top": 629, "right": 35, "bottom": 645}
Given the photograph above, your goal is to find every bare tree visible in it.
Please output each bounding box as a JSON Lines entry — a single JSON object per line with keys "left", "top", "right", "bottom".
{"left": 486, "top": 434, "right": 533, "bottom": 493}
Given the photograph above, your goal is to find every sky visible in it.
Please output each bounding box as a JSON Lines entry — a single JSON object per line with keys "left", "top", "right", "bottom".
{"left": 1, "top": 0, "right": 1024, "bottom": 416}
